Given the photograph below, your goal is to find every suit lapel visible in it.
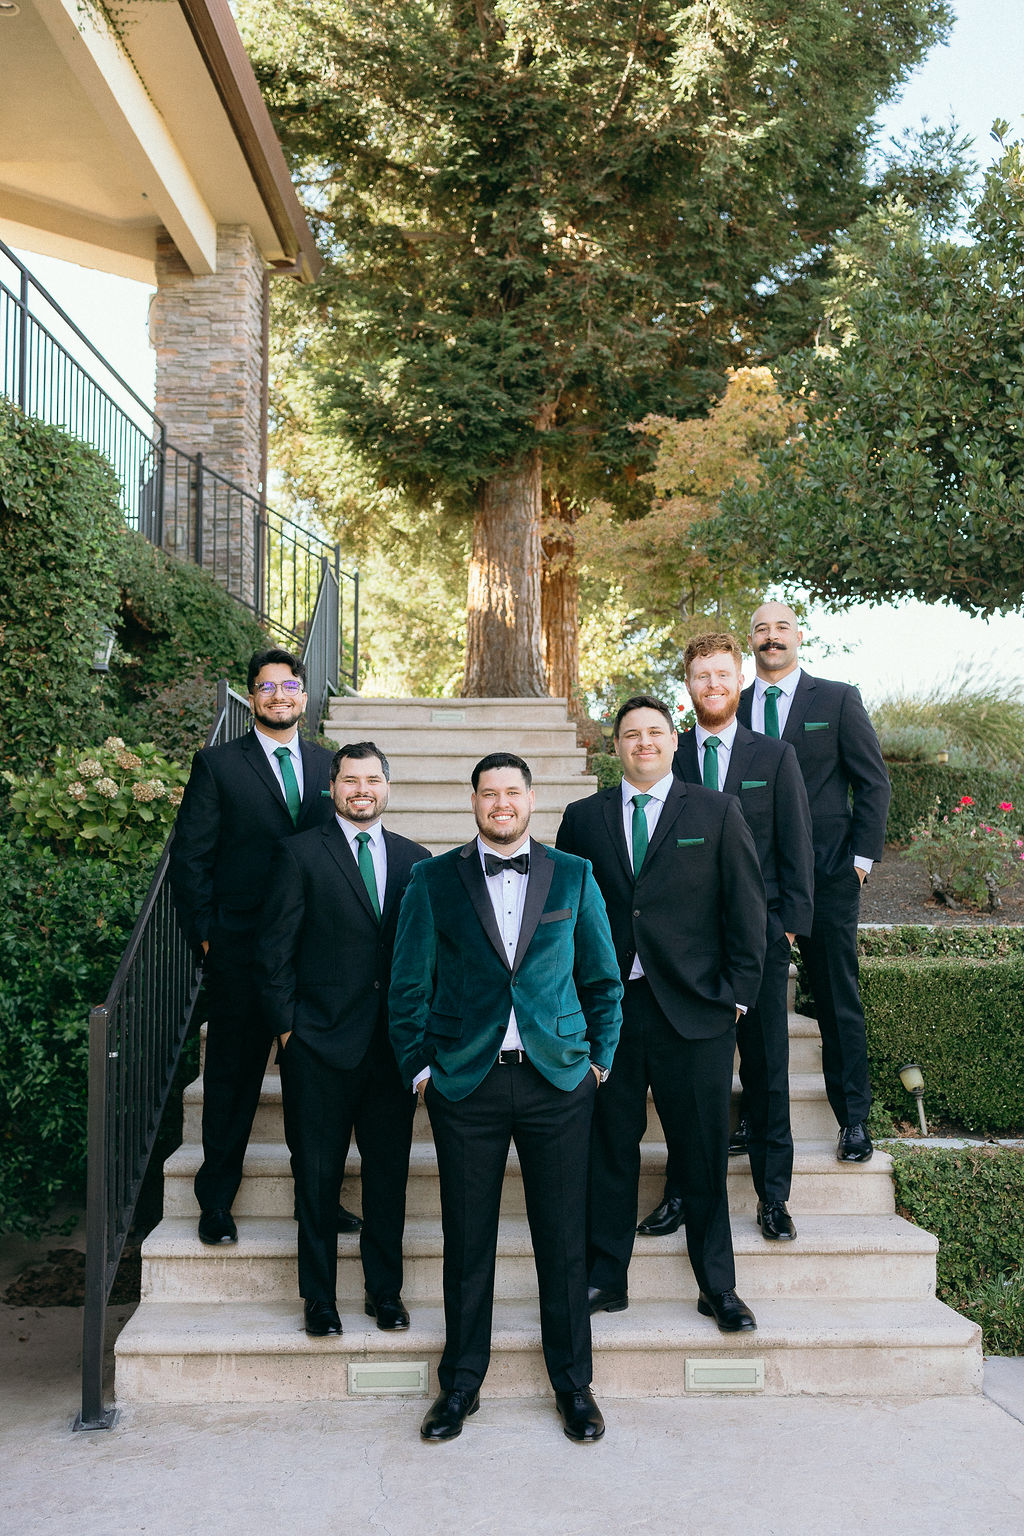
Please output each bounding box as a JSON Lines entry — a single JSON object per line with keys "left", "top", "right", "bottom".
{"left": 323, "top": 820, "right": 378, "bottom": 922}
{"left": 644, "top": 777, "right": 688, "bottom": 864}
{"left": 241, "top": 730, "right": 291, "bottom": 815}
{"left": 602, "top": 787, "right": 635, "bottom": 886}
{"left": 723, "top": 723, "right": 757, "bottom": 794}
{"left": 457, "top": 842, "right": 510, "bottom": 970}
{"left": 737, "top": 684, "right": 754, "bottom": 729}
{"left": 673, "top": 731, "right": 700, "bottom": 786}
{"left": 512, "top": 839, "right": 554, "bottom": 973}
{"left": 380, "top": 829, "right": 420, "bottom": 923}
{"left": 782, "top": 672, "right": 815, "bottom": 742}
{"left": 298, "top": 737, "right": 326, "bottom": 817}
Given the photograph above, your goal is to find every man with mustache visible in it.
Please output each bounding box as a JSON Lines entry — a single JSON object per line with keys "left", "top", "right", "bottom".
{"left": 738, "top": 602, "right": 890, "bottom": 1163}
{"left": 638, "top": 634, "right": 813, "bottom": 1242}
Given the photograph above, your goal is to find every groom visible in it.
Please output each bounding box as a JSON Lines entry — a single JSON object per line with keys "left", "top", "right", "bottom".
{"left": 388, "top": 752, "right": 622, "bottom": 1444}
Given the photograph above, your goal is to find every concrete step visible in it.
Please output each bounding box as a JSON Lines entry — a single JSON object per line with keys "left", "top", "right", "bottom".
{"left": 328, "top": 697, "right": 578, "bottom": 727}
{"left": 322, "top": 724, "right": 581, "bottom": 754}
{"left": 162, "top": 1138, "right": 896, "bottom": 1222}
{"left": 114, "top": 1295, "right": 982, "bottom": 1404}
{"left": 385, "top": 777, "right": 595, "bottom": 813}
{"left": 139, "top": 1212, "right": 936, "bottom": 1306}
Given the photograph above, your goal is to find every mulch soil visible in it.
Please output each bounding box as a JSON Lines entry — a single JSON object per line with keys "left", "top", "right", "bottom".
{"left": 2, "top": 1241, "right": 142, "bottom": 1310}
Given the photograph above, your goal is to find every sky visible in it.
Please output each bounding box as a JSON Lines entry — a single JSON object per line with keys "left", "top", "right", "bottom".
{"left": 11, "top": 2, "right": 1024, "bottom": 703}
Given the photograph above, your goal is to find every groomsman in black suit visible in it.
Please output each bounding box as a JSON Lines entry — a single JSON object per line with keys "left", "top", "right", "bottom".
{"left": 169, "top": 649, "right": 335, "bottom": 1245}
{"left": 557, "top": 697, "right": 766, "bottom": 1332}
{"left": 638, "top": 634, "right": 813, "bottom": 1243}
{"left": 260, "top": 743, "right": 430, "bottom": 1338}
{"left": 738, "top": 602, "right": 891, "bottom": 1163}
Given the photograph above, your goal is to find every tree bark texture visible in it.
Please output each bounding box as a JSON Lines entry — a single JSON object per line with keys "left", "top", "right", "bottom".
{"left": 462, "top": 451, "right": 548, "bottom": 696}
{"left": 540, "top": 490, "right": 582, "bottom": 716}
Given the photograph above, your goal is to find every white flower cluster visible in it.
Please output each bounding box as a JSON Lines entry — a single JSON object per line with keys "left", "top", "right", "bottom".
{"left": 94, "top": 777, "right": 119, "bottom": 800}
{"left": 67, "top": 782, "right": 88, "bottom": 802}
{"left": 131, "top": 779, "right": 167, "bottom": 803}
{"left": 77, "top": 758, "right": 103, "bottom": 779}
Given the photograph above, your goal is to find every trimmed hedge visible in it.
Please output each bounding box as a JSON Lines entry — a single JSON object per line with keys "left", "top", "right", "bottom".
{"left": 885, "top": 762, "right": 1024, "bottom": 843}
{"left": 858, "top": 925, "right": 1024, "bottom": 959}
{"left": 890, "top": 1145, "right": 1024, "bottom": 1354}
{"left": 861, "top": 954, "right": 1024, "bottom": 1134}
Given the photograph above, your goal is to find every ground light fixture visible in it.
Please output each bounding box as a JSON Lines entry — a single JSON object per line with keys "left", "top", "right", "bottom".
{"left": 899, "top": 1061, "right": 929, "bottom": 1136}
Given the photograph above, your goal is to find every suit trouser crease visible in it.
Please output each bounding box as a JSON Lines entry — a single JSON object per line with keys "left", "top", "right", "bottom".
{"left": 588, "top": 979, "right": 736, "bottom": 1297}
{"left": 195, "top": 956, "right": 275, "bottom": 1212}
{"left": 427, "top": 1061, "right": 595, "bottom": 1394}
{"left": 797, "top": 868, "right": 871, "bottom": 1126}
{"left": 283, "top": 1028, "right": 414, "bottom": 1304}
{"left": 737, "top": 929, "right": 794, "bottom": 1205}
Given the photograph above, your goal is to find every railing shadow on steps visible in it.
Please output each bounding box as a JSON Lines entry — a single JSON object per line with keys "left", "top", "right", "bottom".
{"left": 76, "top": 575, "right": 345, "bottom": 1430}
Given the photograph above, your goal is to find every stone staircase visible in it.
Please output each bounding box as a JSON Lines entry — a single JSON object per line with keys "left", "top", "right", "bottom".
{"left": 114, "top": 696, "right": 982, "bottom": 1405}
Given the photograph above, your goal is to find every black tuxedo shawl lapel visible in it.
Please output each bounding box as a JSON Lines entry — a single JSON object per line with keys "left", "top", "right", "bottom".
{"left": 457, "top": 842, "right": 510, "bottom": 970}
{"left": 722, "top": 723, "right": 758, "bottom": 794}
{"left": 511, "top": 839, "right": 555, "bottom": 973}
{"left": 643, "top": 778, "right": 688, "bottom": 866}
{"left": 240, "top": 730, "right": 292, "bottom": 817}
{"left": 601, "top": 788, "right": 635, "bottom": 887}
{"left": 322, "top": 819, "right": 378, "bottom": 922}
{"left": 782, "top": 672, "right": 815, "bottom": 743}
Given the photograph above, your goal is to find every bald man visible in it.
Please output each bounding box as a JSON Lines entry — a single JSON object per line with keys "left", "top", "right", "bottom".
{"left": 737, "top": 603, "right": 890, "bottom": 1163}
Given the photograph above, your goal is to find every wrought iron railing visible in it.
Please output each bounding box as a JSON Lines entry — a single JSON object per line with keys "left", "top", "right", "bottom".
{"left": 0, "top": 237, "right": 358, "bottom": 681}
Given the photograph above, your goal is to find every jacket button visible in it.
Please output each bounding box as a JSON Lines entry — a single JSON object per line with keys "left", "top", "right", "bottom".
{"left": 633, "top": 909, "right": 640, "bottom": 918}
{"left": 373, "top": 981, "right": 380, "bottom": 990}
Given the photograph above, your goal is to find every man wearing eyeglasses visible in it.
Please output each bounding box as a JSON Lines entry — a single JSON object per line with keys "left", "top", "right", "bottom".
{"left": 170, "top": 648, "right": 335, "bottom": 1246}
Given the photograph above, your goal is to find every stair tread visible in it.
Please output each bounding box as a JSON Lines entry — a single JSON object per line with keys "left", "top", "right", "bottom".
{"left": 116, "top": 1295, "right": 980, "bottom": 1356}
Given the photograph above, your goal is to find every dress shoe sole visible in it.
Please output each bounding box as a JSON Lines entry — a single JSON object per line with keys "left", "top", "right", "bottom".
{"left": 365, "top": 1304, "right": 410, "bottom": 1331}
{"left": 757, "top": 1213, "right": 797, "bottom": 1241}
{"left": 837, "top": 1149, "right": 873, "bottom": 1162}
{"left": 198, "top": 1232, "right": 237, "bottom": 1245}
{"left": 697, "top": 1298, "right": 757, "bottom": 1332}
{"left": 588, "top": 1296, "right": 628, "bottom": 1314}
{"left": 636, "top": 1216, "right": 684, "bottom": 1236}
{"left": 561, "top": 1422, "right": 606, "bottom": 1443}
{"left": 421, "top": 1398, "right": 480, "bottom": 1442}
{"left": 304, "top": 1322, "right": 343, "bottom": 1337}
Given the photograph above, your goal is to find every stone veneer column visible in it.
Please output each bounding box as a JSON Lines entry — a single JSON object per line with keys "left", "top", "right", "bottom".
{"left": 149, "top": 224, "right": 265, "bottom": 602}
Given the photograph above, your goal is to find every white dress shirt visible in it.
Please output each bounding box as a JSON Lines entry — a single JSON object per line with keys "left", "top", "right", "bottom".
{"left": 253, "top": 724, "right": 305, "bottom": 801}
{"left": 621, "top": 771, "right": 674, "bottom": 980}
{"left": 695, "top": 718, "right": 738, "bottom": 790}
{"left": 336, "top": 814, "right": 387, "bottom": 907}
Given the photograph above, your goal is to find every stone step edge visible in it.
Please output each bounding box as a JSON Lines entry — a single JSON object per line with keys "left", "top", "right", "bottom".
{"left": 115, "top": 1296, "right": 981, "bottom": 1358}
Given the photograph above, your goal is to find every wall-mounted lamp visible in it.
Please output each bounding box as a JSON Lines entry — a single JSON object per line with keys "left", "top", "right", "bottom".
{"left": 898, "top": 1061, "right": 928, "bottom": 1137}
{"left": 91, "top": 625, "right": 116, "bottom": 673}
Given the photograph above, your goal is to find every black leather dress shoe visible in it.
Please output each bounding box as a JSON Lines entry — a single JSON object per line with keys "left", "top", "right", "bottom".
{"left": 337, "top": 1203, "right": 363, "bottom": 1233}
{"left": 837, "top": 1122, "right": 873, "bottom": 1162}
{"left": 697, "top": 1289, "right": 757, "bottom": 1332}
{"left": 303, "top": 1299, "right": 343, "bottom": 1336}
{"left": 420, "top": 1388, "right": 480, "bottom": 1441}
{"left": 757, "top": 1200, "right": 797, "bottom": 1240}
{"left": 365, "top": 1292, "right": 410, "bottom": 1330}
{"left": 728, "top": 1116, "right": 751, "bottom": 1156}
{"left": 555, "top": 1386, "right": 605, "bottom": 1443}
{"left": 197, "top": 1208, "right": 237, "bottom": 1245}
{"left": 636, "top": 1193, "right": 685, "bottom": 1236}
{"left": 588, "top": 1285, "right": 628, "bottom": 1314}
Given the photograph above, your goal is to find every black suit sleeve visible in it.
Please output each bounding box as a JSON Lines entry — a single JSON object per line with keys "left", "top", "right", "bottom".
{"left": 773, "top": 742, "right": 815, "bottom": 935}
{"left": 719, "top": 796, "right": 768, "bottom": 1009}
{"left": 840, "top": 686, "right": 891, "bottom": 863}
{"left": 168, "top": 750, "right": 221, "bottom": 952}
{"left": 256, "top": 841, "right": 307, "bottom": 1038}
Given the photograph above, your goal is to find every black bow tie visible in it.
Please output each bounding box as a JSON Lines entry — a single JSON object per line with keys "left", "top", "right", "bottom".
{"left": 484, "top": 851, "right": 530, "bottom": 877}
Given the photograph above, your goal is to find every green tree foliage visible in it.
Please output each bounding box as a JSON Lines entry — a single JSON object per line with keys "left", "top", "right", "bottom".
{"left": 723, "top": 135, "right": 1024, "bottom": 613}
{"left": 241, "top": 0, "right": 951, "bottom": 693}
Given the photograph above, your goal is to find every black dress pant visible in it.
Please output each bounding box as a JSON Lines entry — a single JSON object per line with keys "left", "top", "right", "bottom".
{"left": 194, "top": 938, "right": 275, "bottom": 1213}
{"left": 426, "top": 1058, "right": 596, "bottom": 1394}
{"left": 280, "top": 1024, "right": 415, "bottom": 1304}
{"left": 797, "top": 865, "right": 871, "bottom": 1128}
{"left": 738, "top": 926, "right": 794, "bottom": 1205}
{"left": 589, "top": 978, "right": 736, "bottom": 1297}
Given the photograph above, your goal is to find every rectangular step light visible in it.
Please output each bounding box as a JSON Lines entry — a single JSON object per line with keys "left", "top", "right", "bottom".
{"left": 430, "top": 709, "right": 466, "bottom": 723}
{"left": 348, "top": 1361, "right": 430, "bottom": 1397}
{"left": 685, "top": 1358, "right": 765, "bottom": 1393}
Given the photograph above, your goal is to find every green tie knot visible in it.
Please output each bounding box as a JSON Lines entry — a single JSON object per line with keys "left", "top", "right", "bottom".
{"left": 631, "top": 793, "right": 653, "bottom": 811}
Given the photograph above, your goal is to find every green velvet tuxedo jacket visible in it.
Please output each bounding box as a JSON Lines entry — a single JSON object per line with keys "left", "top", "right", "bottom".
{"left": 388, "top": 838, "right": 623, "bottom": 1101}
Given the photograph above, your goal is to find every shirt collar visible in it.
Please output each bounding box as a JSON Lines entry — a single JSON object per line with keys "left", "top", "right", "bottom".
{"left": 621, "top": 770, "right": 674, "bottom": 806}
{"left": 695, "top": 719, "right": 738, "bottom": 750}
{"left": 337, "top": 815, "right": 382, "bottom": 843}
{"left": 477, "top": 833, "right": 531, "bottom": 868}
{"left": 755, "top": 665, "right": 801, "bottom": 699}
{"left": 255, "top": 725, "right": 300, "bottom": 756}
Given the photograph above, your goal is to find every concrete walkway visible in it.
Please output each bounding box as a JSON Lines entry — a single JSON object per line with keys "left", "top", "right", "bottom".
{"left": 3, "top": 1291, "right": 1024, "bottom": 1536}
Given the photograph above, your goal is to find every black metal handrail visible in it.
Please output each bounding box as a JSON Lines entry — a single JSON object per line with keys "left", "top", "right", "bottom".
{"left": 0, "top": 237, "right": 358, "bottom": 680}
{"left": 76, "top": 632, "right": 331, "bottom": 1428}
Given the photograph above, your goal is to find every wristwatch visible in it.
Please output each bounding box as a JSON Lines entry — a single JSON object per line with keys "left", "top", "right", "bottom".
{"left": 593, "top": 1064, "right": 611, "bottom": 1084}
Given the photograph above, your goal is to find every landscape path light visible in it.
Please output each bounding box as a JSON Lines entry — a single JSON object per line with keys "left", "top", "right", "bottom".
{"left": 899, "top": 1061, "right": 928, "bottom": 1137}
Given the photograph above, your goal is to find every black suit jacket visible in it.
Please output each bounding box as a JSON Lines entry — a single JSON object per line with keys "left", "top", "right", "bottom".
{"left": 738, "top": 672, "right": 890, "bottom": 878}
{"left": 168, "top": 729, "right": 334, "bottom": 955}
{"left": 673, "top": 724, "right": 814, "bottom": 938}
{"left": 259, "top": 820, "right": 431, "bottom": 1071}
{"left": 556, "top": 779, "right": 766, "bottom": 1039}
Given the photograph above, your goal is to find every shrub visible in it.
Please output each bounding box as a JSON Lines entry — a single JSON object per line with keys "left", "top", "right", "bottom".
{"left": 4, "top": 736, "right": 188, "bottom": 864}
{"left": 591, "top": 753, "right": 624, "bottom": 790}
{"left": 903, "top": 794, "right": 1024, "bottom": 909}
{"left": 890, "top": 1145, "right": 1024, "bottom": 1354}
{"left": 0, "top": 400, "right": 125, "bottom": 776}
{"left": 885, "top": 762, "right": 1024, "bottom": 843}
{"left": 860, "top": 954, "right": 1024, "bottom": 1133}
{"left": 858, "top": 925, "right": 1024, "bottom": 960}
{"left": 872, "top": 673, "right": 1024, "bottom": 770}
{"left": 0, "top": 838, "right": 152, "bottom": 1234}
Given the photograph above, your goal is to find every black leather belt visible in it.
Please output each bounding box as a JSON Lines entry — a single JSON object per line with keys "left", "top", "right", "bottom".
{"left": 498, "top": 1049, "right": 527, "bottom": 1065}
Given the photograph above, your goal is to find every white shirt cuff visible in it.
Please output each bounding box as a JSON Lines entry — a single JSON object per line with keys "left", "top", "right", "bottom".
{"left": 413, "top": 1067, "right": 431, "bottom": 1093}
{"left": 853, "top": 856, "right": 873, "bottom": 875}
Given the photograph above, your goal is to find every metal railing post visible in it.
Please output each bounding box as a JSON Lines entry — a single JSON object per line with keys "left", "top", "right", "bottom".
{"left": 17, "top": 265, "right": 28, "bottom": 410}
{"left": 351, "top": 569, "right": 360, "bottom": 692}
{"left": 75, "top": 1006, "right": 117, "bottom": 1431}
{"left": 193, "top": 452, "right": 204, "bottom": 568}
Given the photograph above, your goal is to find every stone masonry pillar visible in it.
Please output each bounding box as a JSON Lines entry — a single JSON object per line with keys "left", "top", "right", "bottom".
{"left": 149, "top": 224, "right": 266, "bottom": 604}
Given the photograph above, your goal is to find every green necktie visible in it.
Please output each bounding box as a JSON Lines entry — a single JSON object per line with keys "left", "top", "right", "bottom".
{"left": 702, "top": 736, "right": 721, "bottom": 791}
{"left": 763, "top": 686, "right": 782, "bottom": 739}
{"left": 631, "top": 793, "right": 652, "bottom": 877}
{"left": 273, "top": 746, "right": 301, "bottom": 825}
{"left": 356, "top": 830, "right": 381, "bottom": 919}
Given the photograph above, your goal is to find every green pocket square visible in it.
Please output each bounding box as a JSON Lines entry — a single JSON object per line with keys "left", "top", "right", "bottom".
{"left": 676, "top": 837, "right": 706, "bottom": 847}
{"left": 804, "top": 721, "right": 830, "bottom": 731}
{"left": 741, "top": 780, "right": 767, "bottom": 789}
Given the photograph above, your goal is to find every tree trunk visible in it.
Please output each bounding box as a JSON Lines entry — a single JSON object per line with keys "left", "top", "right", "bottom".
{"left": 462, "top": 451, "right": 547, "bottom": 696}
{"left": 541, "top": 490, "right": 582, "bottom": 717}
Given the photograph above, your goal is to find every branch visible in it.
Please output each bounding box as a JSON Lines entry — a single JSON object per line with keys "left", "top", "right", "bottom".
{"left": 597, "top": 3, "right": 648, "bottom": 133}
